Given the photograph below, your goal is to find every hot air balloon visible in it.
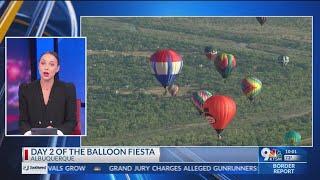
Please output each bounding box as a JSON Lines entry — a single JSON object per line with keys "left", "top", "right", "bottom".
{"left": 203, "top": 95, "right": 237, "bottom": 139}
{"left": 168, "top": 84, "right": 179, "bottom": 96}
{"left": 241, "top": 77, "right": 262, "bottom": 101}
{"left": 150, "top": 49, "right": 183, "bottom": 91}
{"left": 214, "top": 52, "right": 236, "bottom": 79}
{"left": 256, "top": 17, "right": 267, "bottom": 26}
{"left": 284, "top": 131, "right": 301, "bottom": 146}
{"left": 278, "top": 55, "right": 289, "bottom": 66}
{"left": 191, "top": 90, "right": 213, "bottom": 114}
{"left": 204, "top": 46, "right": 218, "bottom": 61}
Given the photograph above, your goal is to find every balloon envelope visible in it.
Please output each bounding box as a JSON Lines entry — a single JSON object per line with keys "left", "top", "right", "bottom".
{"left": 191, "top": 90, "right": 213, "bottom": 112}
{"left": 284, "top": 131, "right": 301, "bottom": 146}
{"left": 278, "top": 55, "right": 290, "bottom": 66}
{"left": 241, "top": 77, "right": 262, "bottom": 101}
{"left": 214, "top": 52, "right": 236, "bottom": 79}
{"left": 204, "top": 46, "right": 217, "bottom": 60}
{"left": 168, "top": 84, "right": 179, "bottom": 96}
{"left": 256, "top": 17, "right": 267, "bottom": 26}
{"left": 203, "top": 95, "right": 237, "bottom": 134}
{"left": 150, "top": 49, "right": 183, "bottom": 88}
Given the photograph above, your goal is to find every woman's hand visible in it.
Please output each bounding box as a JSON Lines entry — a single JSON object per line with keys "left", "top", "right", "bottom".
{"left": 47, "top": 126, "right": 53, "bottom": 128}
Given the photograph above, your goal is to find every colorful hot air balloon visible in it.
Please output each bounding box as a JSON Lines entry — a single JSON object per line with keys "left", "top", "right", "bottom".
{"left": 256, "top": 17, "right": 267, "bottom": 26}
{"left": 214, "top": 52, "right": 236, "bottom": 79}
{"left": 191, "top": 90, "right": 213, "bottom": 114}
{"left": 150, "top": 49, "right": 183, "bottom": 89}
{"left": 278, "top": 55, "right": 290, "bottom": 66}
{"left": 284, "top": 131, "right": 301, "bottom": 146}
{"left": 204, "top": 46, "right": 217, "bottom": 61}
{"left": 203, "top": 95, "right": 237, "bottom": 139}
{"left": 241, "top": 77, "right": 262, "bottom": 101}
{"left": 168, "top": 84, "right": 179, "bottom": 96}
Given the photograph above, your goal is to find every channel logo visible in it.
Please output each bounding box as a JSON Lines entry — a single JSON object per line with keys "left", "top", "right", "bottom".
{"left": 261, "top": 148, "right": 283, "bottom": 161}
{"left": 22, "top": 165, "right": 30, "bottom": 171}
{"left": 21, "top": 162, "right": 48, "bottom": 174}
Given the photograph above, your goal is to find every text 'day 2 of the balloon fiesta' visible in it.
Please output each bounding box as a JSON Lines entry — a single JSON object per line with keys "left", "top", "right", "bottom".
{"left": 79, "top": 17, "right": 311, "bottom": 174}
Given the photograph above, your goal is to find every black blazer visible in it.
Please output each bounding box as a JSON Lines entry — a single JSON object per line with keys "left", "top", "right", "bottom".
{"left": 19, "top": 80, "right": 77, "bottom": 135}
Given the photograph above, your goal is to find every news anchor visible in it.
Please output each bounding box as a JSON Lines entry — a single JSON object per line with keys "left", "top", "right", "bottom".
{"left": 19, "top": 51, "right": 77, "bottom": 135}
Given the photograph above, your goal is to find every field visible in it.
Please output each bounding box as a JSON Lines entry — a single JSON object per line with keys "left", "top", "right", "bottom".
{"left": 81, "top": 17, "right": 312, "bottom": 146}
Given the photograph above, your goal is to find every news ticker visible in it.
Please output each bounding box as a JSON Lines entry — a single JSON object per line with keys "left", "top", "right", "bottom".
{"left": 21, "top": 147, "right": 308, "bottom": 174}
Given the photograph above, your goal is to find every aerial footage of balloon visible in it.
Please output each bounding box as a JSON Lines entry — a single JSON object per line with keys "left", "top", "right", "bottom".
{"left": 150, "top": 49, "right": 183, "bottom": 91}
{"left": 256, "top": 17, "right": 267, "bottom": 26}
{"left": 82, "top": 17, "right": 312, "bottom": 147}
{"left": 284, "top": 131, "right": 302, "bottom": 146}
{"left": 204, "top": 46, "right": 218, "bottom": 61}
{"left": 168, "top": 84, "right": 179, "bottom": 96}
{"left": 241, "top": 77, "right": 262, "bottom": 101}
{"left": 191, "top": 90, "right": 213, "bottom": 114}
{"left": 203, "top": 95, "right": 237, "bottom": 139}
{"left": 278, "top": 55, "right": 290, "bottom": 66}
{"left": 214, "top": 52, "right": 236, "bottom": 79}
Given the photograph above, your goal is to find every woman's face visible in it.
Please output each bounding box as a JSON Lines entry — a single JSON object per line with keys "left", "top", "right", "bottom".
{"left": 39, "top": 53, "right": 60, "bottom": 81}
